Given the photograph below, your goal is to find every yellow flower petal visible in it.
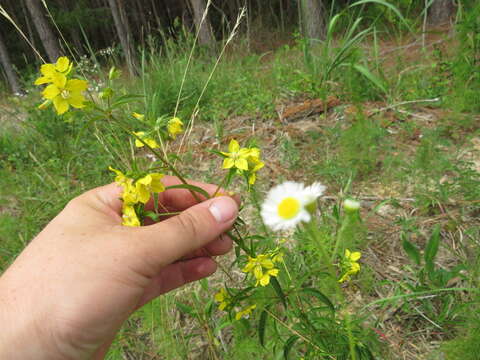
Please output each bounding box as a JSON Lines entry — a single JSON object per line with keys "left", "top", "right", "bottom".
{"left": 253, "top": 265, "right": 263, "bottom": 280}
{"left": 53, "top": 97, "right": 69, "bottom": 115}
{"left": 43, "top": 84, "right": 60, "bottom": 100}
{"left": 68, "top": 93, "right": 86, "bottom": 108}
{"left": 149, "top": 173, "right": 165, "bottom": 192}
{"left": 260, "top": 259, "right": 274, "bottom": 269}
{"left": 122, "top": 205, "right": 141, "bottom": 227}
{"left": 235, "top": 158, "right": 249, "bottom": 171}
{"left": 223, "top": 158, "right": 235, "bottom": 169}
{"left": 55, "top": 57, "right": 70, "bottom": 73}
{"left": 40, "top": 63, "right": 56, "bottom": 77}
{"left": 66, "top": 79, "right": 88, "bottom": 92}
{"left": 34, "top": 76, "right": 51, "bottom": 85}
{"left": 228, "top": 139, "right": 240, "bottom": 153}
{"left": 350, "top": 252, "right": 361, "bottom": 262}
{"left": 267, "top": 268, "right": 279, "bottom": 277}
{"left": 132, "top": 112, "right": 145, "bottom": 121}
{"left": 259, "top": 274, "right": 271, "bottom": 286}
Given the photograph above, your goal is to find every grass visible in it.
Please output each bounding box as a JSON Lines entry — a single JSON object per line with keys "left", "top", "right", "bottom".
{"left": 1, "top": 10, "right": 480, "bottom": 360}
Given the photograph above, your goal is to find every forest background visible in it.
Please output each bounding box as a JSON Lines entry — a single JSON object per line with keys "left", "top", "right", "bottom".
{"left": 1, "top": 0, "right": 480, "bottom": 359}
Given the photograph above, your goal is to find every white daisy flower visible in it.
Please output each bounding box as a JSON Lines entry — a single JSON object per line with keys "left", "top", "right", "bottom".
{"left": 261, "top": 181, "right": 326, "bottom": 231}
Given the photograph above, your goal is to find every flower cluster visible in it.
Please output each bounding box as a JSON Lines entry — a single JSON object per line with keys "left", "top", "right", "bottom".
{"left": 220, "top": 139, "right": 264, "bottom": 185}
{"left": 167, "top": 117, "right": 184, "bottom": 139}
{"left": 338, "top": 249, "right": 361, "bottom": 283}
{"left": 109, "top": 167, "right": 165, "bottom": 226}
{"left": 35, "top": 57, "right": 88, "bottom": 115}
{"left": 214, "top": 288, "right": 232, "bottom": 311}
{"left": 242, "top": 249, "right": 283, "bottom": 287}
{"left": 261, "top": 181, "right": 326, "bottom": 231}
{"left": 133, "top": 131, "right": 160, "bottom": 149}
{"left": 131, "top": 113, "right": 184, "bottom": 145}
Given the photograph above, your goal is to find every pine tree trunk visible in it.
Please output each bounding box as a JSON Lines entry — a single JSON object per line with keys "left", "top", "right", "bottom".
{"left": 107, "top": 0, "right": 137, "bottom": 76}
{"left": 24, "top": 0, "right": 61, "bottom": 62}
{"left": 189, "top": 0, "right": 214, "bottom": 46}
{"left": 301, "top": 0, "right": 325, "bottom": 40}
{"left": 428, "top": 0, "right": 455, "bottom": 25}
{"left": 0, "top": 32, "right": 23, "bottom": 94}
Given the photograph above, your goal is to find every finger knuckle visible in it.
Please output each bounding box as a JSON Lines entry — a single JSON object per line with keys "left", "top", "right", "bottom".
{"left": 175, "top": 211, "right": 200, "bottom": 241}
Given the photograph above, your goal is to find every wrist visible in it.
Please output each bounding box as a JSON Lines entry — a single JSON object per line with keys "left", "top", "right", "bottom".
{"left": 0, "top": 275, "right": 59, "bottom": 359}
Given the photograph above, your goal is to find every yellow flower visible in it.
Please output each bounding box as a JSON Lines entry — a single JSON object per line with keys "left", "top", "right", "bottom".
{"left": 214, "top": 288, "right": 231, "bottom": 311}
{"left": 133, "top": 131, "right": 159, "bottom": 148}
{"left": 246, "top": 148, "right": 264, "bottom": 185}
{"left": 242, "top": 253, "right": 280, "bottom": 287}
{"left": 345, "top": 249, "right": 361, "bottom": 262}
{"left": 135, "top": 173, "right": 165, "bottom": 204}
{"left": 132, "top": 112, "right": 145, "bottom": 121}
{"left": 109, "top": 166, "right": 130, "bottom": 187}
{"left": 221, "top": 139, "right": 251, "bottom": 171}
{"left": 235, "top": 304, "right": 256, "bottom": 320}
{"left": 34, "top": 57, "right": 72, "bottom": 85}
{"left": 122, "top": 204, "right": 140, "bottom": 227}
{"left": 42, "top": 75, "right": 88, "bottom": 115}
{"left": 167, "top": 117, "right": 184, "bottom": 139}
{"left": 110, "top": 168, "right": 165, "bottom": 205}
{"left": 109, "top": 167, "right": 139, "bottom": 204}
{"left": 338, "top": 249, "right": 361, "bottom": 283}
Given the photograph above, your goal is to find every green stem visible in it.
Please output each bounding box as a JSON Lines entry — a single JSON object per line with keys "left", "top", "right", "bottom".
{"left": 250, "top": 187, "right": 269, "bottom": 237}
{"left": 331, "top": 217, "right": 348, "bottom": 263}
{"left": 345, "top": 313, "right": 357, "bottom": 360}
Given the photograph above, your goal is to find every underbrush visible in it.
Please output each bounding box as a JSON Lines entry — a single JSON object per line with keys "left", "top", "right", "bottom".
{"left": 1, "top": 7, "right": 480, "bottom": 359}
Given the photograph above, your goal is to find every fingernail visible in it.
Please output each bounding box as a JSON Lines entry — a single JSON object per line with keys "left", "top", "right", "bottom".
{"left": 209, "top": 197, "right": 238, "bottom": 223}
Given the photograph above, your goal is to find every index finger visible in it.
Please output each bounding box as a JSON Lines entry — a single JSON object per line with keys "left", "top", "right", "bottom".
{"left": 146, "top": 176, "right": 240, "bottom": 212}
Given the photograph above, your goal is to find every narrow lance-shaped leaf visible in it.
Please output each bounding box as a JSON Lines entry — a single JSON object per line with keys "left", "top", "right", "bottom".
{"left": 301, "top": 287, "right": 335, "bottom": 312}
{"left": 283, "top": 335, "right": 300, "bottom": 360}
{"left": 402, "top": 234, "right": 421, "bottom": 266}
{"left": 425, "top": 225, "right": 441, "bottom": 275}
{"left": 270, "top": 277, "right": 288, "bottom": 309}
{"left": 352, "top": 63, "right": 387, "bottom": 95}
{"left": 258, "top": 309, "right": 268, "bottom": 347}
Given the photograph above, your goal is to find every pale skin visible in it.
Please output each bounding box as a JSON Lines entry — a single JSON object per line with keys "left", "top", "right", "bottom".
{"left": 0, "top": 176, "right": 239, "bottom": 359}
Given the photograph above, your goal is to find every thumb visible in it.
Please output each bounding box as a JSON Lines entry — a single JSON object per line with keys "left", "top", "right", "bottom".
{"left": 134, "top": 196, "right": 238, "bottom": 272}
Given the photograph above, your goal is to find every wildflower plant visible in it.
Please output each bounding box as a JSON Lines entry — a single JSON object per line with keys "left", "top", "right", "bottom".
{"left": 32, "top": 49, "right": 376, "bottom": 358}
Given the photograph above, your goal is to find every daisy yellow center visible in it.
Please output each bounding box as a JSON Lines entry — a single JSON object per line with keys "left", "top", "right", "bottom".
{"left": 277, "top": 197, "right": 300, "bottom": 219}
{"left": 61, "top": 89, "right": 70, "bottom": 99}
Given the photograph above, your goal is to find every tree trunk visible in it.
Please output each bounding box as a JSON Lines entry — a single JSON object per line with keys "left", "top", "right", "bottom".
{"left": 301, "top": 0, "right": 325, "bottom": 40}
{"left": 0, "top": 31, "right": 23, "bottom": 94}
{"left": 428, "top": 0, "right": 455, "bottom": 25}
{"left": 107, "top": 0, "right": 137, "bottom": 76}
{"left": 21, "top": 0, "right": 37, "bottom": 51}
{"left": 24, "top": 0, "right": 61, "bottom": 62}
{"left": 189, "top": 0, "right": 214, "bottom": 46}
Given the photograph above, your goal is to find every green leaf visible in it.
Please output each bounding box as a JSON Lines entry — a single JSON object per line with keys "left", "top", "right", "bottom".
{"left": 258, "top": 309, "right": 268, "bottom": 347}
{"left": 144, "top": 211, "right": 160, "bottom": 222}
{"left": 349, "top": 0, "right": 412, "bottom": 32}
{"left": 425, "top": 225, "right": 441, "bottom": 274}
{"left": 283, "top": 335, "right": 299, "bottom": 359}
{"left": 301, "top": 288, "right": 335, "bottom": 312}
{"left": 352, "top": 63, "right": 387, "bottom": 94}
{"left": 165, "top": 184, "right": 210, "bottom": 200}
{"left": 402, "top": 235, "right": 421, "bottom": 266}
{"left": 270, "top": 277, "right": 288, "bottom": 309}
{"left": 110, "top": 94, "right": 145, "bottom": 108}
{"left": 175, "top": 301, "right": 196, "bottom": 317}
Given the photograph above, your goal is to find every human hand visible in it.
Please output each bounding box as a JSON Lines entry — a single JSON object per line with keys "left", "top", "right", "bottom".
{"left": 0, "top": 177, "right": 239, "bottom": 359}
